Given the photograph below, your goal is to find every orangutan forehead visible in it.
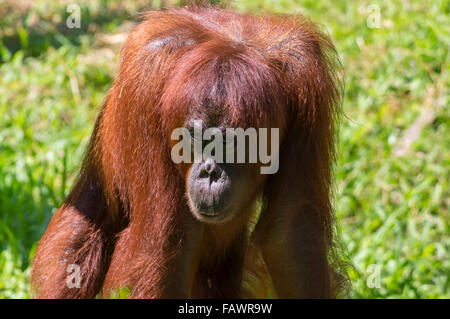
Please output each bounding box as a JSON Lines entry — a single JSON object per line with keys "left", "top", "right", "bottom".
{"left": 186, "top": 92, "right": 232, "bottom": 129}
{"left": 152, "top": 26, "right": 286, "bottom": 130}
{"left": 172, "top": 53, "right": 280, "bottom": 129}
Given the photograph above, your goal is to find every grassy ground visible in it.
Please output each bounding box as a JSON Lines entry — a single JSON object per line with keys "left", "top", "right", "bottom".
{"left": 0, "top": 0, "right": 448, "bottom": 298}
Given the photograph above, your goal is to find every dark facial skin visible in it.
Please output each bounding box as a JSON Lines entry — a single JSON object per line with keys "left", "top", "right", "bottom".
{"left": 183, "top": 116, "right": 261, "bottom": 224}
{"left": 187, "top": 158, "right": 251, "bottom": 224}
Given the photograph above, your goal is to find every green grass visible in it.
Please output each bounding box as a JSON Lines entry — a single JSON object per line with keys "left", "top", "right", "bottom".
{"left": 0, "top": 0, "right": 448, "bottom": 298}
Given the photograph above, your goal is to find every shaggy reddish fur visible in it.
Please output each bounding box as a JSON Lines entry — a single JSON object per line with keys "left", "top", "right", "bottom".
{"left": 31, "top": 6, "right": 348, "bottom": 298}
